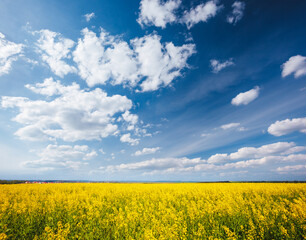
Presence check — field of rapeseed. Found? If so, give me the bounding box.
[0,183,305,239]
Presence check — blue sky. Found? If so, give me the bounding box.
[0,0,305,181]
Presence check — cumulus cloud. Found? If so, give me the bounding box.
[208,142,306,165]
[227,1,245,25]
[134,147,160,156]
[84,12,95,22]
[25,77,78,96]
[229,142,297,160]
[23,144,97,170]
[281,55,306,78]
[73,28,195,91]
[38,144,96,161]
[133,34,195,91]
[36,30,77,77]
[120,133,139,146]
[101,141,306,174]
[268,117,306,136]
[31,27,195,92]
[122,111,138,125]
[182,1,222,29]
[137,0,181,28]
[207,153,229,164]
[231,86,260,106]
[210,58,234,73]
[0,32,23,76]
[137,0,222,29]
[73,28,140,87]
[1,78,135,142]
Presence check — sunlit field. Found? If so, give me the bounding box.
[0,183,305,239]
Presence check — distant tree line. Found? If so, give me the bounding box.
[0,180,26,184]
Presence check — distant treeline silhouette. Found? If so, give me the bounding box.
[0,180,26,184]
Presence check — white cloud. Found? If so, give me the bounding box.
[25,77,79,96]
[281,55,306,78]
[268,117,306,136]
[281,146,306,155]
[31,28,195,92]
[182,1,221,29]
[24,57,39,66]
[134,147,160,156]
[220,122,240,130]
[281,154,306,162]
[207,142,298,164]
[210,58,234,73]
[137,0,221,29]
[2,78,134,142]
[137,0,181,28]
[0,32,23,76]
[276,164,306,173]
[229,142,297,160]
[84,12,95,22]
[73,28,140,87]
[36,30,77,77]
[73,28,195,91]
[121,111,139,131]
[133,34,195,91]
[221,156,270,169]
[120,133,139,146]
[122,111,138,125]
[101,157,204,172]
[207,153,229,164]
[23,144,96,170]
[101,141,306,174]
[227,1,245,25]
[134,127,153,137]
[39,144,96,161]
[231,86,260,106]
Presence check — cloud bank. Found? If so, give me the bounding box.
[101,141,306,175]
[2,78,135,142]
[24,144,97,170]
[72,28,195,92]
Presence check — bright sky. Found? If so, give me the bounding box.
[0,0,305,181]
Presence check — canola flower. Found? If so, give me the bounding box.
[0,183,305,239]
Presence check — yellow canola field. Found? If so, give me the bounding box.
[0,183,305,239]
